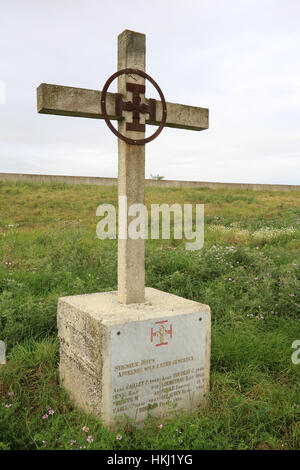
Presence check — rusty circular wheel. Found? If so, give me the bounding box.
[101,68,167,145]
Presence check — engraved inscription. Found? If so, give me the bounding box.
[110,313,207,422]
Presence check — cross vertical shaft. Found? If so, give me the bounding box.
[117,30,145,304]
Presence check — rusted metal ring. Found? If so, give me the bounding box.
[101,68,167,145]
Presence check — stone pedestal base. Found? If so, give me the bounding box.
[57,287,210,428]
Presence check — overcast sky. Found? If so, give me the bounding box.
[0,0,299,184]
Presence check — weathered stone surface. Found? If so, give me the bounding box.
[58,288,211,427]
[37,83,119,121]
[117,30,146,304]
[37,86,209,131]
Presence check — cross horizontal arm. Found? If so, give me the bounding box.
[37,83,209,131]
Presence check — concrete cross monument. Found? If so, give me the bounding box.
[37,29,211,428]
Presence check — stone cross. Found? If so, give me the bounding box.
[37,29,209,304]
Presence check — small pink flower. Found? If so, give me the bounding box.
[70,439,76,446]
[42,414,48,420]
[116,434,122,440]
[82,426,89,433]
[8,392,13,397]
[48,409,54,415]
[86,435,94,443]
[5,404,12,408]
[159,424,163,429]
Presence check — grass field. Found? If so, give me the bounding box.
[0,180,299,450]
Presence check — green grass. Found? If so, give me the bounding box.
[0,181,299,450]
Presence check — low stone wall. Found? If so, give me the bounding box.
[0,172,299,192]
[0,172,117,187]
